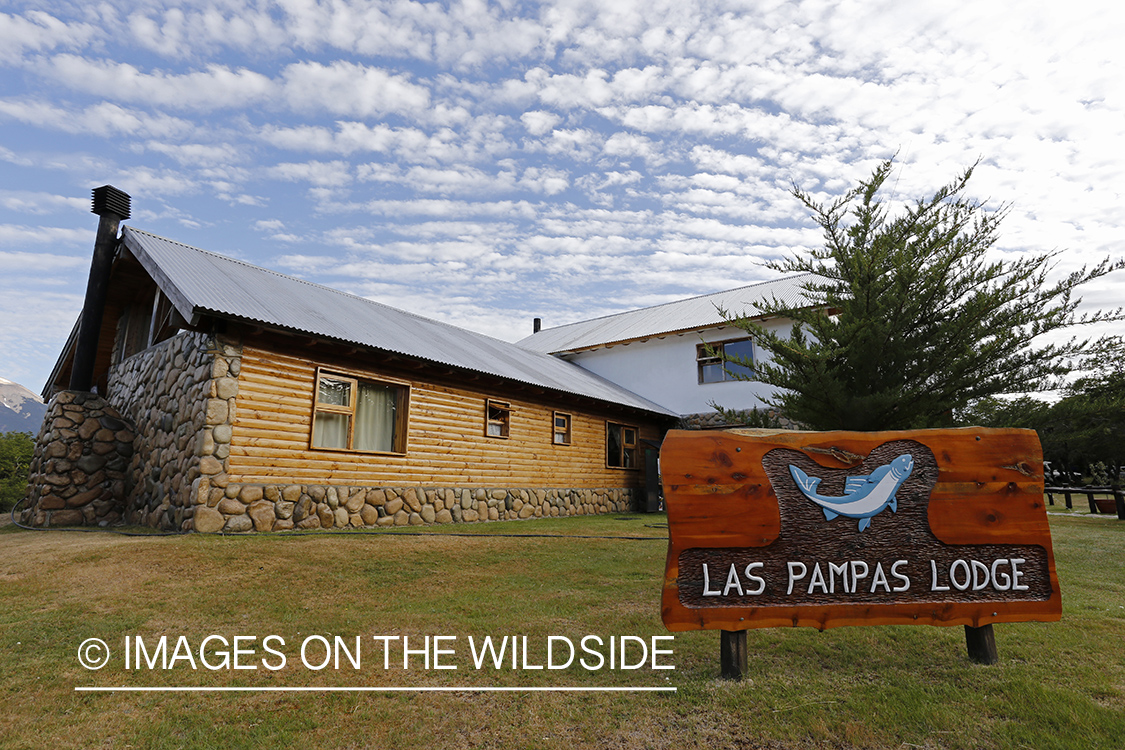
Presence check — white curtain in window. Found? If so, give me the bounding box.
[355,383,397,452]
[313,412,349,449]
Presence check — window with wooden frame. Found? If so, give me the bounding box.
[311,369,408,454]
[697,338,755,384]
[553,412,572,445]
[485,400,510,439]
[606,422,638,469]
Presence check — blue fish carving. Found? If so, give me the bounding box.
[789,454,914,531]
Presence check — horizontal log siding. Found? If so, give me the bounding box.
[228,344,660,489]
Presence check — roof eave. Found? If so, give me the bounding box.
[543,313,787,356]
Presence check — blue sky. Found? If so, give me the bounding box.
[1,0,1123,394]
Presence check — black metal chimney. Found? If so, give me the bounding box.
[69,185,130,391]
[533,317,542,334]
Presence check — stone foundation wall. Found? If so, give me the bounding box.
[20,391,135,527]
[191,484,636,533]
[106,331,240,530]
[679,409,801,431]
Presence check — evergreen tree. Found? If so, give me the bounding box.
[0,431,35,512]
[719,159,1124,431]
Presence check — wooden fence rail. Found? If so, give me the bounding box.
[1044,485,1125,519]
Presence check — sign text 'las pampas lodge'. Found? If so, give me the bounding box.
[660,428,1062,632]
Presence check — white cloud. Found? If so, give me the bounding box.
[0,99,195,139]
[602,132,668,166]
[357,198,539,220]
[519,167,569,195]
[280,61,433,119]
[0,0,1123,383]
[126,5,287,58]
[268,160,353,188]
[520,110,561,135]
[0,225,89,246]
[0,249,88,270]
[0,191,87,215]
[0,10,96,64]
[143,141,245,166]
[39,55,275,111]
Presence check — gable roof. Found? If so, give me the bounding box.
[119,227,676,417]
[518,274,814,354]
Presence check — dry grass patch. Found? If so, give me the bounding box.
[0,514,1122,749]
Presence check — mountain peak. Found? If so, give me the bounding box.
[0,377,47,434]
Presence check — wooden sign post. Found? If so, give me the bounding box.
[660,428,1061,676]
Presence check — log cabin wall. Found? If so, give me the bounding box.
[229,336,661,488]
[186,330,669,533]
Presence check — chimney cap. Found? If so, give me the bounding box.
[92,185,131,219]
[533,317,542,334]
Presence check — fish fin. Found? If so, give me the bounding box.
[846,465,892,495]
[858,517,871,532]
[789,465,821,495]
[889,495,898,512]
[822,508,838,521]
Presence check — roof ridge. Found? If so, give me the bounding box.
[123,226,518,349]
[533,272,814,335]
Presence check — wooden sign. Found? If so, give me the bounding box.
[660,428,1062,633]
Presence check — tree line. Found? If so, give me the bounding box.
[956,368,1125,485]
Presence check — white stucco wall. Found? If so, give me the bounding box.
[561,319,791,416]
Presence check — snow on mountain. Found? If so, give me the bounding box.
[0,377,47,434]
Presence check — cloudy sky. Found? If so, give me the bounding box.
[1,0,1122,393]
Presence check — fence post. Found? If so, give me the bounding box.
[1113,485,1125,520]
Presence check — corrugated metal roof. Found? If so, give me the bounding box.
[518,274,816,354]
[121,227,677,417]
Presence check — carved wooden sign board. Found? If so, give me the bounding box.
[660,428,1062,632]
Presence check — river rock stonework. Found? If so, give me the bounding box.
[20,392,135,527]
[679,409,801,431]
[106,330,241,531]
[190,484,636,533]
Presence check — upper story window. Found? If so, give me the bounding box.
[486,400,510,438]
[606,422,638,469]
[311,369,408,454]
[697,338,755,384]
[553,412,572,445]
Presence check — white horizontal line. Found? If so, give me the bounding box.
[75,686,676,693]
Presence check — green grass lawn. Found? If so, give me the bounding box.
[1,511,1122,749]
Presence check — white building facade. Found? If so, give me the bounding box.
[519,276,812,420]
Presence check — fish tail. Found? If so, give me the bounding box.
[789,465,821,496]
